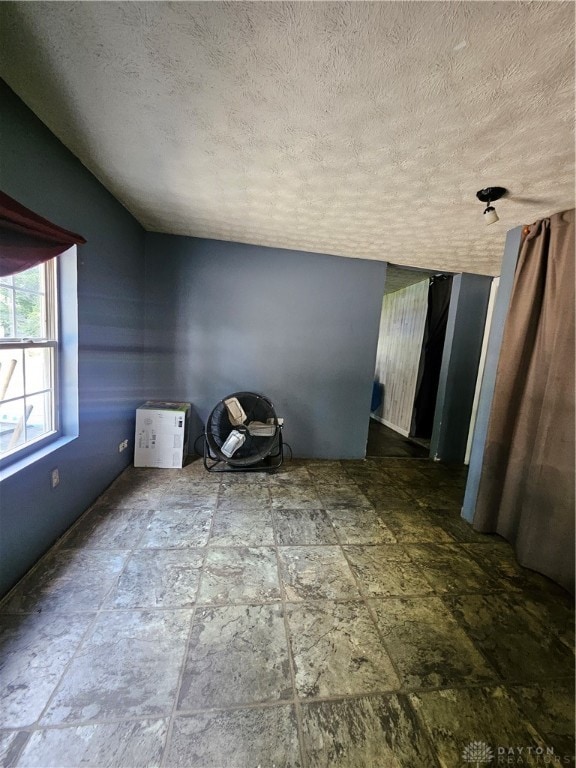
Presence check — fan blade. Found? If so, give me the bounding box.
[246,421,276,437]
[220,429,246,457]
[224,397,247,426]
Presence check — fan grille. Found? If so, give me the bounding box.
[206,392,279,466]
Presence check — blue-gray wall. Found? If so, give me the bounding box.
[462,227,523,521]
[430,273,493,464]
[144,234,387,459]
[0,83,146,596]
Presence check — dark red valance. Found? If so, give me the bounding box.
[0,191,86,277]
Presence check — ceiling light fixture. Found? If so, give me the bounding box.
[476,187,507,225]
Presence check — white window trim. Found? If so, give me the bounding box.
[0,259,60,463]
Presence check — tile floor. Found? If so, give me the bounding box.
[0,457,574,768]
[365,419,429,459]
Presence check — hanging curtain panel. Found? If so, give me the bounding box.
[0,191,86,277]
[473,209,575,594]
[412,275,452,439]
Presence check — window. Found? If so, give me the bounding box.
[0,258,58,459]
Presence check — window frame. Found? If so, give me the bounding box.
[0,258,60,464]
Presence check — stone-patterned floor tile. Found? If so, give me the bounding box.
[429,512,498,544]
[0,551,127,614]
[0,612,94,728]
[313,475,366,488]
[214,470,270,484]
[274,509,338,546]
[370,498,422,514]
[305,461,346,478]
[178,604,292,709]
[405,543,505,593]
[218,482,270,510]
[278,546,360,602]
[3,456,574,765]
[175,458,221,481]
[416,487,464,508]
[508,681,576,760]
[160,490,219,508]
[300,694,439,767]
[463,541,574,597]
[519,589,575,651]
[361,487,415,508]
[446,592,575,682]
[270,484,323,510]
[209,507,274,546]
[59,504,154,550]
[286,602,399,698]
[166,706,301,767]
[137,507,212,548]
[315,486,373,509]
[15,719,168,768]
[0,731,29,766]
[106,549,204,609]
[197,547,281,604]
[409,686,549,767]
[268,465,314,484]
[172,472,222,489]
[343,545,434,597]
[378,511,455,544]
[328,508,396,545]
[101,480,164,508]
[41,609,191,725]
[370,596,497,689]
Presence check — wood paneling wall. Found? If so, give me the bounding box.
[373,280,429,435]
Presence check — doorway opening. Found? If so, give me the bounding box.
[369,266,452,458]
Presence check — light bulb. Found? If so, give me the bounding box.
[483,206,499,225]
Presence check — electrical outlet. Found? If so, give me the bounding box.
[51,468,60,488]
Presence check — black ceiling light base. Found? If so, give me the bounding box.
[476,187,507,204]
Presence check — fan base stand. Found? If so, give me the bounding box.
[203,432,284,473]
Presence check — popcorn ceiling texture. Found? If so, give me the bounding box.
[0,1,574,276]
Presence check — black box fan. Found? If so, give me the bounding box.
[203,391,284,472]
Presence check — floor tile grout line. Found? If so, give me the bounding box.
[2,459,573,762]
[271,496,311,768]
[336,465,445,768]
[400,693,445,768]
[160,468,222,768]
[158,604,198,768]
[0,583,524,619]
[125,470,222,766]
[27,514,163,731]
[6,469,219,734]
[29,606,105,730]
[14,511,139,728]
[3,674,574,735]
[334,525,408,696]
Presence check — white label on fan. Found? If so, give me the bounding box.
[224,397,247,426]
[221,429,246,457]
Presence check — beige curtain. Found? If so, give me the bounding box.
[473,209,575,595]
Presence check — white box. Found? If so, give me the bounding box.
[134,401,191,468]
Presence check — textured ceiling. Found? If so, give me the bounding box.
[0,1,574,276]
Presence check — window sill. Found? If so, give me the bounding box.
[0,434,78,482]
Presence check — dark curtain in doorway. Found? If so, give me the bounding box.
[412,275,452,438]
[473,209,575,595]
